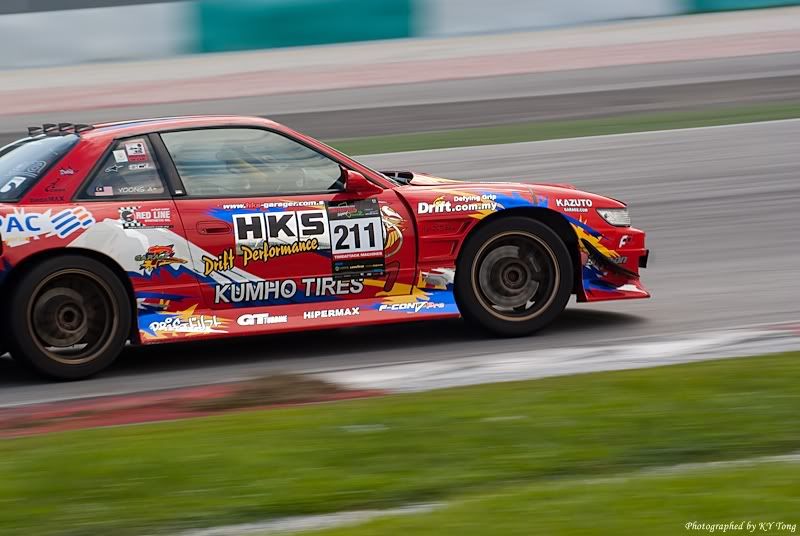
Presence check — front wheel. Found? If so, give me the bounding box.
[455,217,573,337]
[4,255,131,380]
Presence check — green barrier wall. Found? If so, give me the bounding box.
[197,0,414,53]
[689,0,799,11]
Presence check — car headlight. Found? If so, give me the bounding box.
[596,207,631,227]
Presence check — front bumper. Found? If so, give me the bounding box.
[576,226,651,302]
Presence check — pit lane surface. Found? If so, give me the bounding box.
[1,120,798,405]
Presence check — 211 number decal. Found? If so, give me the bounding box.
[331,217,382,254]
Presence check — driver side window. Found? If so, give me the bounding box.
[160,128,344,197]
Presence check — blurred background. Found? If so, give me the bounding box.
[1,0,798,67]
[2,1,800,535]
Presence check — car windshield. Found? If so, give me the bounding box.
[0,134,79,201]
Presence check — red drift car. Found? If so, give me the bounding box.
[0,117,650,379]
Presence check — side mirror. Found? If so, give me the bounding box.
[344,168,383,196]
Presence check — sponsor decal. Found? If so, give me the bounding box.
[0,206,94,246]
[113,149,128,163]
[219,202,387,278]
[417,194,497,215]
[128,163,153,171]
[118,185,161,195]
[333,258,384,277]
[303,307,359,320]
[221,200,325,210]
[556,198,593,213]
[237,313,288,326]
[44,177,67,193]
[124,139,149,162]
[381,205,405,258]
[233,209,329,252]
[119,206,172,229]
[328,198,385,278]
[59,168,75,176]
[241,240,319,265]
[105,164,125,174]
[215,277,363,304]
[378,301,446,313]
[149,314,223,334]
[135,245,187,273]
[28,196,66,204]
[611,256,628,264]
[202,249,235,276]
[26,161,47,174]
[619,235,631,248]
[0,176,28,194]
[262,200,325,209]
[12,161,46,177]
[420,268,455,290]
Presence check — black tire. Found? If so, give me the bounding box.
[4,255,131,380]
[455,216,573,337]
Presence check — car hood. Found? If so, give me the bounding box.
[388,171,625,209]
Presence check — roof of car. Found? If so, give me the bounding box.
[84,115,283,140]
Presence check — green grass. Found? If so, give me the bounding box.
[1,352,799,535]
[325,102,800,155]
[315,462,800,536]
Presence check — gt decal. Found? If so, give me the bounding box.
[237,313,288,326]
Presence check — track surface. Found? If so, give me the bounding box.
[1,120,797,405]
[2,52,799,142]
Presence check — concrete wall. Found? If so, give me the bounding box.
[0,1,192,69]
[423,0,681,36]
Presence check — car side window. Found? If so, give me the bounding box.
[160,128,344,197]
[80,137,165,199]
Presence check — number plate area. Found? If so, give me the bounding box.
[327,198,385,278]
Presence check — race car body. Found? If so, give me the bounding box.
[0,116,649,379]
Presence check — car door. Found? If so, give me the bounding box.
[72,135,205,323]
[155,127,417,311]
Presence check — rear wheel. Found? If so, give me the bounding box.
[5,255,131,380]
[455,217,573,336]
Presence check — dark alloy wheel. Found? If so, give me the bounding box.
[456,217,573,336]
[4,255,131,380]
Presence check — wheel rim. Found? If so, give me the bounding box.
[27,269,118,365]
[472,231,560,321]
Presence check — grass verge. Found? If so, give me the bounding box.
[315,462,800,536]
[326,102,800,155]
[1,352,799,535]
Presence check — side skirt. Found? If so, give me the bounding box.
[136,290,461,344]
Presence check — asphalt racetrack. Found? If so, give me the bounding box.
[1,120,798,404]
